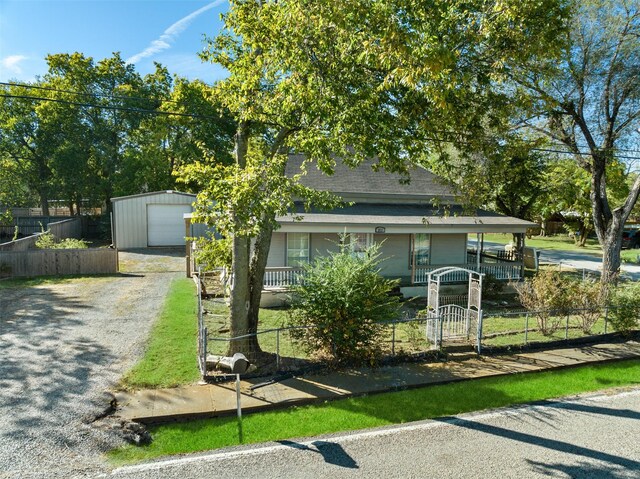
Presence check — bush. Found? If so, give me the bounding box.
[513,270,574,335]
[609,282,640,335]
[288,241,401,366]
[35,232,88,249]
[515,270,608,335]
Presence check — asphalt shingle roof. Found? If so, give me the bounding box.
[285,154,456,199]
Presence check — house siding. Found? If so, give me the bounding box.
[310,233,341,260]
[375,233,411,282]
[430,233,467,265]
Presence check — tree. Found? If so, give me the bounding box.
[126,74,235,193]
[0,83,58,215]
[188,0,570,355]
[514,0,640,281]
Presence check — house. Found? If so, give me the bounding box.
[186,155,536,304]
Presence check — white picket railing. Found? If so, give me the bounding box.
[414,262,522,284]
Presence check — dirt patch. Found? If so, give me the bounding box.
[118,247,186,273]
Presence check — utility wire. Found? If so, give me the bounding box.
[2,91,640,161]
[0,81,181,105]
[0,93,222,121]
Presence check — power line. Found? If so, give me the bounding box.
[0,81,181,105]
[0,93,222,121]
[2,91,640,162]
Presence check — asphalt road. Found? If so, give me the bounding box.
[110,388,640,479]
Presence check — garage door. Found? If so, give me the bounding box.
[147,204,192,246]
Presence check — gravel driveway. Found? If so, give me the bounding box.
[0,250,185,478]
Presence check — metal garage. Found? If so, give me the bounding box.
[111,191,196,249]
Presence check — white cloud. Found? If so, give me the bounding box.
[0,55,28,75]
[126,0,226,65]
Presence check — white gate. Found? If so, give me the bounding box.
[425,267,483,349]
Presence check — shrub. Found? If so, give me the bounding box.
[35,232,88,249]
[288,241,401,366]
[609,282,640,335]
[565,278,606,334]
[515,270,609,335]
[482,274,504,299]
[513,270,573,335]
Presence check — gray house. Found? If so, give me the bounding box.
[188,156,535,303]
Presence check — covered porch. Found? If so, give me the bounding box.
[263,232,525,291]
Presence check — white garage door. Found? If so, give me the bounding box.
[147,204,192,246]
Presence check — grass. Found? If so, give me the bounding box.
[0,275,103,289]
[108,358,640,464]
[483,233,602,254]
[120,278,199,389]
[621,249,640,264]
[482,314,608,347]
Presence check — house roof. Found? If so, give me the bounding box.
[111,190,196,203]
[276,203,536,232]
[286,154,456,200]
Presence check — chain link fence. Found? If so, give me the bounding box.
[195,278,637,380]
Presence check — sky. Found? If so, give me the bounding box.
[0,0,229,84]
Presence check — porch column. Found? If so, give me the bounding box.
[477,233,483,269]
[519,233,526,279]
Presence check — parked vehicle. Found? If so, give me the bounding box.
[622,229,640,249]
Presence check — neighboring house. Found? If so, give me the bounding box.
[186,155,536,302]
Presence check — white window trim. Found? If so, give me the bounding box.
[286,232,310,267]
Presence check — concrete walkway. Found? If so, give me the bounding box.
[114,341,640,424]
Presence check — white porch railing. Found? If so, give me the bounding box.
[413,262,523,284]
[262,262,522,290]
[263,267,304,289]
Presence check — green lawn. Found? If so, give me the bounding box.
[483,233,602,255]
[621,249,640,264]
[482,313,608,347]
[120,278,199,389]
[108,358,640,464]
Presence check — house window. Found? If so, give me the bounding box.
[412,233,430,266]
[287,233,310,266]
[347,233,372,257]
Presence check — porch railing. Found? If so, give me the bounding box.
[263,267,304,289]
[262,261,522,290]
[413,262,523,284]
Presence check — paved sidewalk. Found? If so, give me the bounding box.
[114,341,640,424]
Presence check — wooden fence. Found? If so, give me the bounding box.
[0,248,118,278]
[48,218,81,239]
[0,233,43,252]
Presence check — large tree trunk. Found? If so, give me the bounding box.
[227,121,262,356]
[246,223,275,352]
[590,153,640,283]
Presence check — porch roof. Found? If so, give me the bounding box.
[276,203,536,233]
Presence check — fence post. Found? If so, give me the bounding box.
[391,319,396,356]
[524,313,529,345]
[565,315,569,340]
[276,328,281,370]
[476,310,484,355]
[203,327,208,379]
[439,315,444,351]
[604,307,608,334]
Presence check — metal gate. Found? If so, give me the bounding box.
[425,267,483,350]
